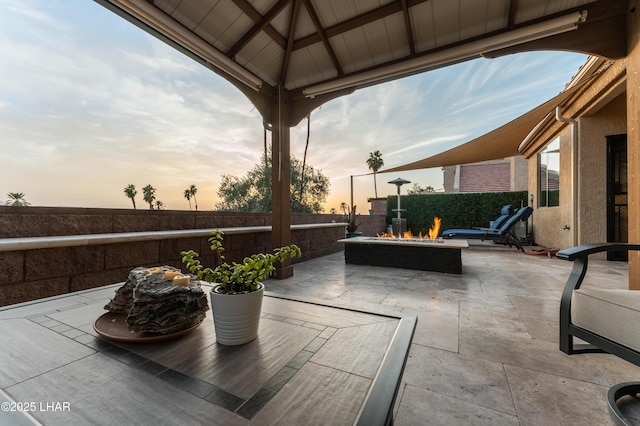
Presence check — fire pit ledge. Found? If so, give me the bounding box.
[338,236,468,274]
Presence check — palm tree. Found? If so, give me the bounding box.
[184,189,192,210]
[339,202,348,216]
[123,184,137,209]
[154,200,165,210]
[142,185,156,210]
[189,184,198,211]
[6,192,30,206]
[366,150,384,198]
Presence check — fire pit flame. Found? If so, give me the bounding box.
[429,217,442,240]
[377,217,442,241]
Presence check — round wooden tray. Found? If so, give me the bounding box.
[94,312,203,343]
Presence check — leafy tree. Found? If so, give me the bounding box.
[184,189,192,210]
[123,184,137,209]
[142,185,157,210]
[6,192,30,206]
[366,150,384,198]
[216,151,329,213]
[189,184,198,211]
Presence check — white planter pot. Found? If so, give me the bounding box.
[209,283,264,346]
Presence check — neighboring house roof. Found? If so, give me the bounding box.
[459,163,511,192]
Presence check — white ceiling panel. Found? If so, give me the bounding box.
[194,1,252,52]
[485,0,510,32]
[267,2,293,38]
[333,26,376,74]
[285,44,339,89]
[459,0,489,40]
[516,0,593,24]
[293,5,318,39]
[152,0,181,15]
[166,0,216,31]
[410,1,437,53]
[236,33,284,86]
[431,0,461,48]
[313,0,387,28]
[385,13,411,60]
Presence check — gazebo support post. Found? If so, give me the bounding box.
[271,84,293,278]
[628,10,640,290]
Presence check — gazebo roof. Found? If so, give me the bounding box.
[97,0,626,124]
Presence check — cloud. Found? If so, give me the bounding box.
[0,1,589,211]
[386,134,470,158]
[2,0,72,34]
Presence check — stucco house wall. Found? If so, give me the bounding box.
[511,156,528,191]
[527,127,574,249]
[524,59,627,252]
[578,93,627,245]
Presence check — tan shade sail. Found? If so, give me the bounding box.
[381,80,589,173]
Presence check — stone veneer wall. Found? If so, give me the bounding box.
[0,206,386,307]
[355,214,386,237]
[0,206,333,238]
[367,198,388,216]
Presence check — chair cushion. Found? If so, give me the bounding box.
[489,205,514,228]
[572,289,640,353]
[500,205,515,216]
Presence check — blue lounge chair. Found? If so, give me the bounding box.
[442,206,533,251]
[481,204,514,230]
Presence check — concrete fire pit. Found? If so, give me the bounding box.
[338,236,469,274]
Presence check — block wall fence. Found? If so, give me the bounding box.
[0,206,386,307]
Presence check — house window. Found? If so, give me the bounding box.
[538,138,560,207]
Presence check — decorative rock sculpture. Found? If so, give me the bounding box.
[105,266,209,334]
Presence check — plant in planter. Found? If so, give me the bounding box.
[346,205,362,238]
[181,229,301,345]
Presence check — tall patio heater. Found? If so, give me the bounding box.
[388,177,411,235]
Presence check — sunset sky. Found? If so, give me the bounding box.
[1,0,589,212]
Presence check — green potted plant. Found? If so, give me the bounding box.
[181,229,301,345]
[346,205,362,238]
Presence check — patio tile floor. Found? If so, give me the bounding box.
[264,242,640,425]
[1,241,640,425]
